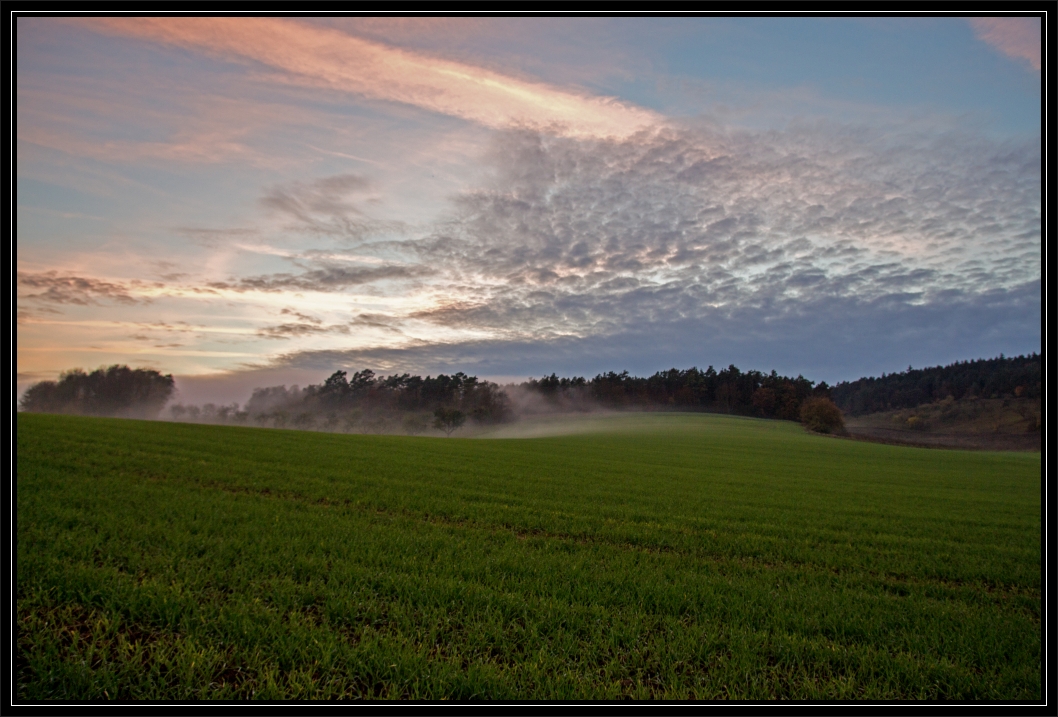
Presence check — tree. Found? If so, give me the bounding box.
[751,387,777,417]
[292,412,316,430]
[402,413,430,435]
[799,397,846,435]
[433,407,466,436]
[19,365,175,418]
[321,370,349,396]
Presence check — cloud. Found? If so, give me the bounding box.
[255,308,354,340]
[259,174,397,238]
[16,101,1039,388]
[137,321,201,334]
[968,17,1041,71]
[17,271,155,306]
[17,306,62,323]
[263,280,1040,384]
[142,119,1037,385]
[17,124,261,166]
[403,123,1039,343]
[257,322,351,340]
[18,370,60,384]
[208,264,429,293]
[77,17,661,138]
[279,308,322,324]
[351,313,404,331]
[17,75,336,169]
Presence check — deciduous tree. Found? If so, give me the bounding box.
[433,408,466,436]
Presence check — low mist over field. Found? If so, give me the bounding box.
[19,353,1041,451]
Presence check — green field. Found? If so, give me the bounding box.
[16,412,1041,700]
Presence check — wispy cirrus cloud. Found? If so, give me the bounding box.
[76,17,662,138]
[968,17,1041,71]
[17,85,285,168]
[16,65,350,170]
[17,123,261,166]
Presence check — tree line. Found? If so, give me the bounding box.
[160,365,840,434]
[830,353,1041,416]
[309,370,511,423]
[521,365,832,421]
[22,353,1039,434]
[172,370,512,434]
[16,363,836,429]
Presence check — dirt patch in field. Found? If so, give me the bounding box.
[843,426,1040,451]
[844,397,1041,452]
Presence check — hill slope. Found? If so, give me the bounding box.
[844,396,1041,451]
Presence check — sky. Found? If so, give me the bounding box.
[15,15,1043,406]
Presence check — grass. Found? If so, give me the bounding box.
[16,412,1041,700]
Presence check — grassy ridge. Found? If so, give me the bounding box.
[16,413,1040,700]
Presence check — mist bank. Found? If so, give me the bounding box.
[161,364,836,437]
[168,370,510,436]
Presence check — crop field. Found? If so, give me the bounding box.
[16,412,1041,700]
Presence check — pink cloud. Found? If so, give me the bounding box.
[76,17,661,139]
[17,78,330,167]
[968,17,1041,71]
[18,124,259,165]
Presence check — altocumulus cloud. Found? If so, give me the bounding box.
[265,119,1039,381]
